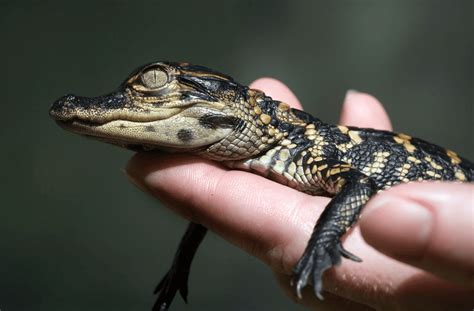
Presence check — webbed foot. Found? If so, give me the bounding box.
[153,267,189,311]
[152,223,207,311]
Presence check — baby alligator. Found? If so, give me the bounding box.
[49,62,473,310]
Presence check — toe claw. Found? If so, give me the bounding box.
[293,241,363,301]
[312,270,324,300]
[296,281,304,299]
[337,243,362,262]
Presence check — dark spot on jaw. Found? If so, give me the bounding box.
[119,124,127,129]
[145,125,156,132]
[177,129,193,142]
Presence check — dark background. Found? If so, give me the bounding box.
[1,1,472,310]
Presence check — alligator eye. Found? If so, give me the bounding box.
[141,68,168,89]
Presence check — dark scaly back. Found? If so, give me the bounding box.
[409,135,474,181]
[322,124,473,188]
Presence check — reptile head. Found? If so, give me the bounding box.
[50,62,246,151]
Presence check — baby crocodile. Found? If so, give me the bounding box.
[50,62,473,310]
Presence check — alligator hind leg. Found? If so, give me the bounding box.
[153,222,207,311]
[293,170,376,300]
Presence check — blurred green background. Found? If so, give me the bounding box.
[1,1,472,310]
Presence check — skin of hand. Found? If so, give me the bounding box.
[125,78,474,310]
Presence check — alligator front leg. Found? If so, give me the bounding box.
[293,169,377,299]
[153,222,207,311]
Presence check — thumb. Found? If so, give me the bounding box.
[359,182,474,287]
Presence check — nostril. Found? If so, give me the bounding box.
[64,94,76,101]
[50,94,78,119]
[52,94,76,108]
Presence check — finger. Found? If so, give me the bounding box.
[126,152,328,274]
[359,182,474,287]
[250,77,303,110]
[339,90,392,131]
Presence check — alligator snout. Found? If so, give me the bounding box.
[49,92,127,122]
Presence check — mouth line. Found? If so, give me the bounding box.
[55,118,104,128]
[54,110,182,127]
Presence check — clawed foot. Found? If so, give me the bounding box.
[292,241,361,300]
[153,267,189,311]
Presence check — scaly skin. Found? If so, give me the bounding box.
[49,62,473,310]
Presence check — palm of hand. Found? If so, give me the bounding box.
[126,79,473,310]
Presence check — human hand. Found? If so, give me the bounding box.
[125,78,474,310]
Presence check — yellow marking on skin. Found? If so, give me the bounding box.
[278,102,290,111]
[394,135,416,153]
[340,157,352,166]
[338,125,349,134]
[314,156,323,162]
[266,148,277,157]
[318,164,328,171]
[257,156,272,166]
[253,105,262,115]
[283,172,294,181]
[306,124,316,129]
[398,133,412,140]
[273,160,285,174]
[307,135,317,140]
[268,128,276,136]
[260,114,272,125]
[336,177,346,190]
[335,144,347,152]
[405,144,416,153]
[348,131,363,144]
[288,144,297,149]
[305,128,317,136]
[424,156,443,170]
[426,171,435,177]
[311,165,318,174]
[446,150,461,165]
[249,96,257,107]
[455,171,466,181]
[330,168,341,175]
[338,143,353,152]
[362,151,390,175]
[279,149,291,161]
[280,139,291,146]
[307,157,314,165]
[287,162,297,176]
[407,156,421,164]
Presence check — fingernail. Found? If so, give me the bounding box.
[361,196,433,259]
